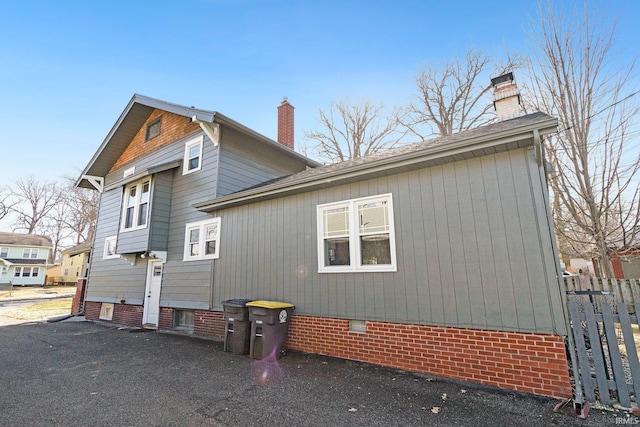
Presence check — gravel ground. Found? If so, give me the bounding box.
[0,319,624,426]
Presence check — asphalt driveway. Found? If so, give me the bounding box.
[0,319,621,426]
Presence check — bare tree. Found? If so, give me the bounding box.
[0,187,15,221]
[60,176,99,245]
[524,2,640,277]
[40,203,74,263]
[305,98,404,163]
[9,177,65,234]
[400,49,523,140]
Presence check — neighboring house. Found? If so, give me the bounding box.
[0,232,52,286]
[610,247,640,279]
[76,81,571,399]
[58,242,92,285]
[45,264,63,284]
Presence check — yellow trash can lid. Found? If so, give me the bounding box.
[246,300,294,309]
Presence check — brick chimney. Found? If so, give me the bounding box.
[277,97,294,149]
[491,72,522,121]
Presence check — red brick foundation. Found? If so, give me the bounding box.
[194,310,224,339]
[71,279,87,315]
[286,315,572,399]
[83,302,571,398]
[84,301,143,328]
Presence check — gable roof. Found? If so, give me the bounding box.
[61,241,92,256]
[0,232,53,248]
[195,112,557,212]
[76,94,320,189]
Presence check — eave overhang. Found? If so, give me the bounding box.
[75,94,320,190]
[195,114,558,212]
[104,159,182,192]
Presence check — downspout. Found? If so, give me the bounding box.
[536,130,584,410]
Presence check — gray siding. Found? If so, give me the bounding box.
[87,130,219,306]
[211,148,567,335]
[86,189,147,304]
[148,170,173,252]
[217,127,310,196]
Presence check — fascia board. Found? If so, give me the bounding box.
[195,118,557,212]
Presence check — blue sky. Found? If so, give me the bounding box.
[0,0,639,182]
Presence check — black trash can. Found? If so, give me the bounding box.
[247,300,295,360]
[222,299,253,355]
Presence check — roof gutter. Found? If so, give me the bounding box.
[195,117,557,212]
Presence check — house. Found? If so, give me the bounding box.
[76,83,572,399]
[57,242,92,285]
[0,232,52,286]
[45,264,63,284]
[610,247,640,279]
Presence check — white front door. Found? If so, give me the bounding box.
[142,260,163,328]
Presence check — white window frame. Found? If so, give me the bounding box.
[22,248,38,259]
[183,135,204,175]
[317,193,397,273]
[103,236,118,259]
[21,267,31,277]
[32,267,39,277]
[123,166,136,178]
[183,217,221,261]
[14,267,22,277]
[0,247,7,258]
[120,178,152,232]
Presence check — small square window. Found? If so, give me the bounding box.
[104,236,118,259]
[145,117,162,141]
[175,310,194,330]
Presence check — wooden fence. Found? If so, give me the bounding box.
[565,276,640,406]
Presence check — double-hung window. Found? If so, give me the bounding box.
[122,179,151,231]
[183,218,221,261]
[317,194,397,273]
[23,248,38,259]
[0,247,7,258]
[183,135,204,175]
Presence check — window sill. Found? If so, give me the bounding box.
[318,265,397,273]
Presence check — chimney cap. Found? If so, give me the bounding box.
[491,72,514,87]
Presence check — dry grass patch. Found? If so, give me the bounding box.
[6,299,72,321]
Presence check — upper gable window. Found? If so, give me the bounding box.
[121,178,151,232]
[317,194,397,273]
[183,135,204,175]
[145,117,162,141]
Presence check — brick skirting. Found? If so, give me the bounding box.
[84,302,571,398]
[286,315,572,399]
